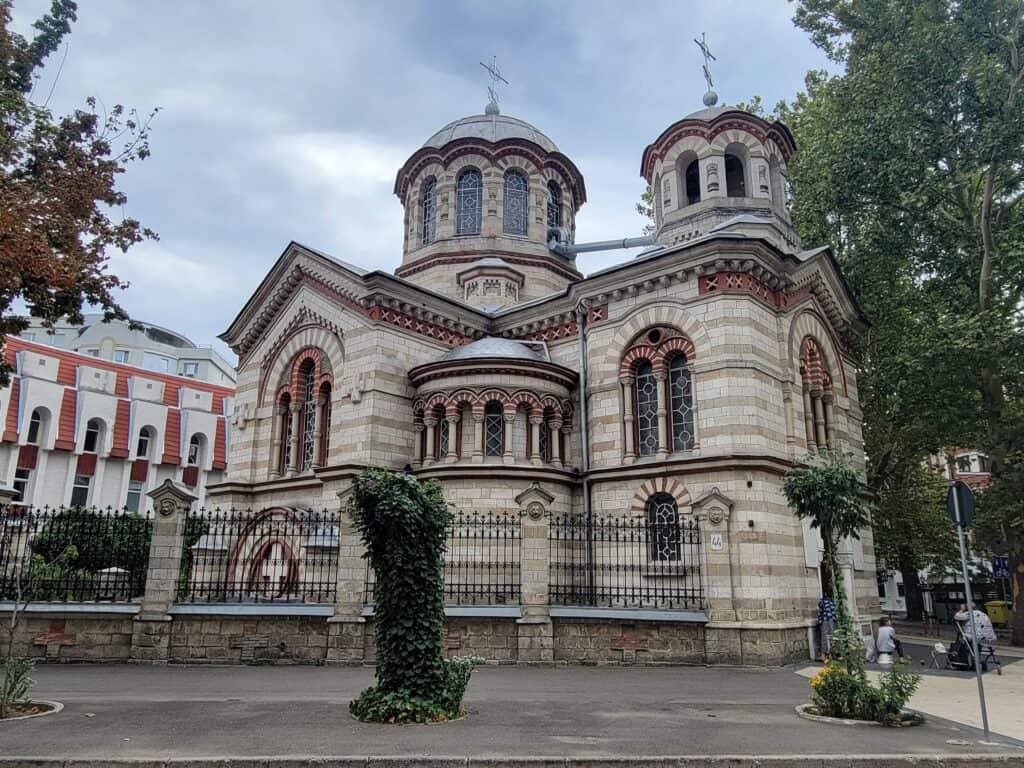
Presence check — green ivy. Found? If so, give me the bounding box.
[347,468,479,723]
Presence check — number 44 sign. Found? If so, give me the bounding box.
[710,532,724,551]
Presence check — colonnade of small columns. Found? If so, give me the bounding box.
[620,371,673,461]
[269,392,330,477]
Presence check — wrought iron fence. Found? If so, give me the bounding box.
[364,510,520,606]
[549,513,704,610]
[178,507,340,604]
[0,505,152,602]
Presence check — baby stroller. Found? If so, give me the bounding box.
[944,619,1001,674]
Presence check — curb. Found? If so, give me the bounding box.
[0,756,1023,768]
[0,701,64,723]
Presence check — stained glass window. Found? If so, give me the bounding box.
[300,363,316,471]
[421,177,436,245]
[547,182,562,228]
[668,355,694,451]
[485,403,503,457]
[647,493,681,561]
[438,417,450,457]
[503,171,528,236]
[538,418,549,461]
[456,169,482,235]
[279,397,291,472]
[635,361,659,456]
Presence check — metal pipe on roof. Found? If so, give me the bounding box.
[548,235,655,256]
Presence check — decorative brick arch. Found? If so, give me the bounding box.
[509,389,542,415]
[787,310,846,396]
[652,336,696,369]
[619,343,659,377]
[449,389,481,410]
[260,323,344,407]
[629,478,692,516]
[424,392,448,413]
[603,303,709,379]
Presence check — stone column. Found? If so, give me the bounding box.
[412,423,424,466]
[311,395,326,469]
[529,415,543,467]
[445,412,460,463]
[549,419,563,467]
[328,490,368,664]
[560,425,572,467]
[822,392,836,450]
[655,371,669,458]
[423,417,438,466]
[269,405,284,478]
[472,410,484,463]
[287,401,302,475]
[802,386,816,452]
[812,391,827,450]
[621,376,637,463]
[502,412,516,465]
[130,479,197,663]
[517,502,553,663]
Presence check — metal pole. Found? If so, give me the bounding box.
[953,487,990,740]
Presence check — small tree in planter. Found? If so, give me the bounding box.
[348,468,479,723]
[784,452,921,724]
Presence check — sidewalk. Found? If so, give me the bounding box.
[1,665,1021,763]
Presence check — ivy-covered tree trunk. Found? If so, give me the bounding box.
[899,558,924,622]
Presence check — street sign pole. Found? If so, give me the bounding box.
[951,483,990,740]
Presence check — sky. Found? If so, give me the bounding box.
[11,0,832,363]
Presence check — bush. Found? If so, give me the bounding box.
[347,469,480,723]
[0,658,34,717]
[810,661,921,724]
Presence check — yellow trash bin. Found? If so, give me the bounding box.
[985,600,1013,626]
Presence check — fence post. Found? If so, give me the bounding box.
[326,489,367,664]
[130,479,196,664]
[517,494,554,664]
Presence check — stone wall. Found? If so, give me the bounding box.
[553,619,705,665]
[168,615,329,665]
[5,614,133,662]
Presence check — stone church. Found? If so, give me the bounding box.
[209,95,878,665]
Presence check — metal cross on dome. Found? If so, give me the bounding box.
[693,32,719,106]
[480,56,509,115]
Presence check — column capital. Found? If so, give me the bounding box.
[289,401,303,414]
[619,375,635,386]
[414,423,426,433]
[529,415,545,425]
[503,412,516,423]
[423,416,439,427]
[445,413,461,424]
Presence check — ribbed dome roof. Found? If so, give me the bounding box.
[422,114,558,153]
[439,337,549,363]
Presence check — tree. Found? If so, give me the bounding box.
[787,0,1024,643]
[0,0,157,385]
[636,184,654,235]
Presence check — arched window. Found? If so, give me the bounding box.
[26,408,45,445]
[438,411,450,458]
[634,361,659,456]
[725,153,746,197]
[546,181,562,228]
[136,426,155,459]
[187,434,205,466]
[668,355,694,451]
[646,493,681,561]
[83,418,104,453]
[299,361,317,472]
[685,159,701,205]
[456,169,482,235]
[421,177,437,245]
[278,393,292,474]
[800,338,834,452]
[503,170,528,236]
[484,402,504,457]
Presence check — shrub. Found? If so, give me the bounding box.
[809,661,921,724]
[0,658,34,718]
[347,469,480,723]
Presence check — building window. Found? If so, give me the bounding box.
[484,402,504,457]
[897,582,906,597]
[877,575,887,598]
[136,427,154,459]
[685,159,701,205]
[438,416,450,457]
[143,352,171,373]
[300,362,316,472]
[421,177,436,245]
[187,434,203,467]
[125,480,145,513]
[83,418,103,453]
[538,417,549,461]
[85,348,100,357]
[114,349,130,363]
[456,169,482,235]
[668,355,694,451]
[547,182,562,228]
[647,493,681,561]
[278,394,292,473]
[503,171,528,236]
[634,361,659,456]
[26,409,43,445]
[318,385,332,466]
[70,474,91,508]
[725,153,746,197]
[182,361,199,378]
[13,468,31,503]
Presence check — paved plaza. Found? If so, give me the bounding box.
[1,663,1022,764]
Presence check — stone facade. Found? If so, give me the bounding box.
[195,102,878,664]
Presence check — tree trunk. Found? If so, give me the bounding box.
[821,525,836,600]
[899,557,924,622]
[1010,550,1024,647]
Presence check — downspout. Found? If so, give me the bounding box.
[575,300,594,603]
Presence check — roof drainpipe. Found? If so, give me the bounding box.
[549,233,655,257]
[575,300,595,603]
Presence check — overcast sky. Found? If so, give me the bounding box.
[12,0,831,361]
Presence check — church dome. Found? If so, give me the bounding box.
[422,114,559,153]
[439,337,549,363]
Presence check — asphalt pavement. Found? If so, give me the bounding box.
[1,664,1021,761]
